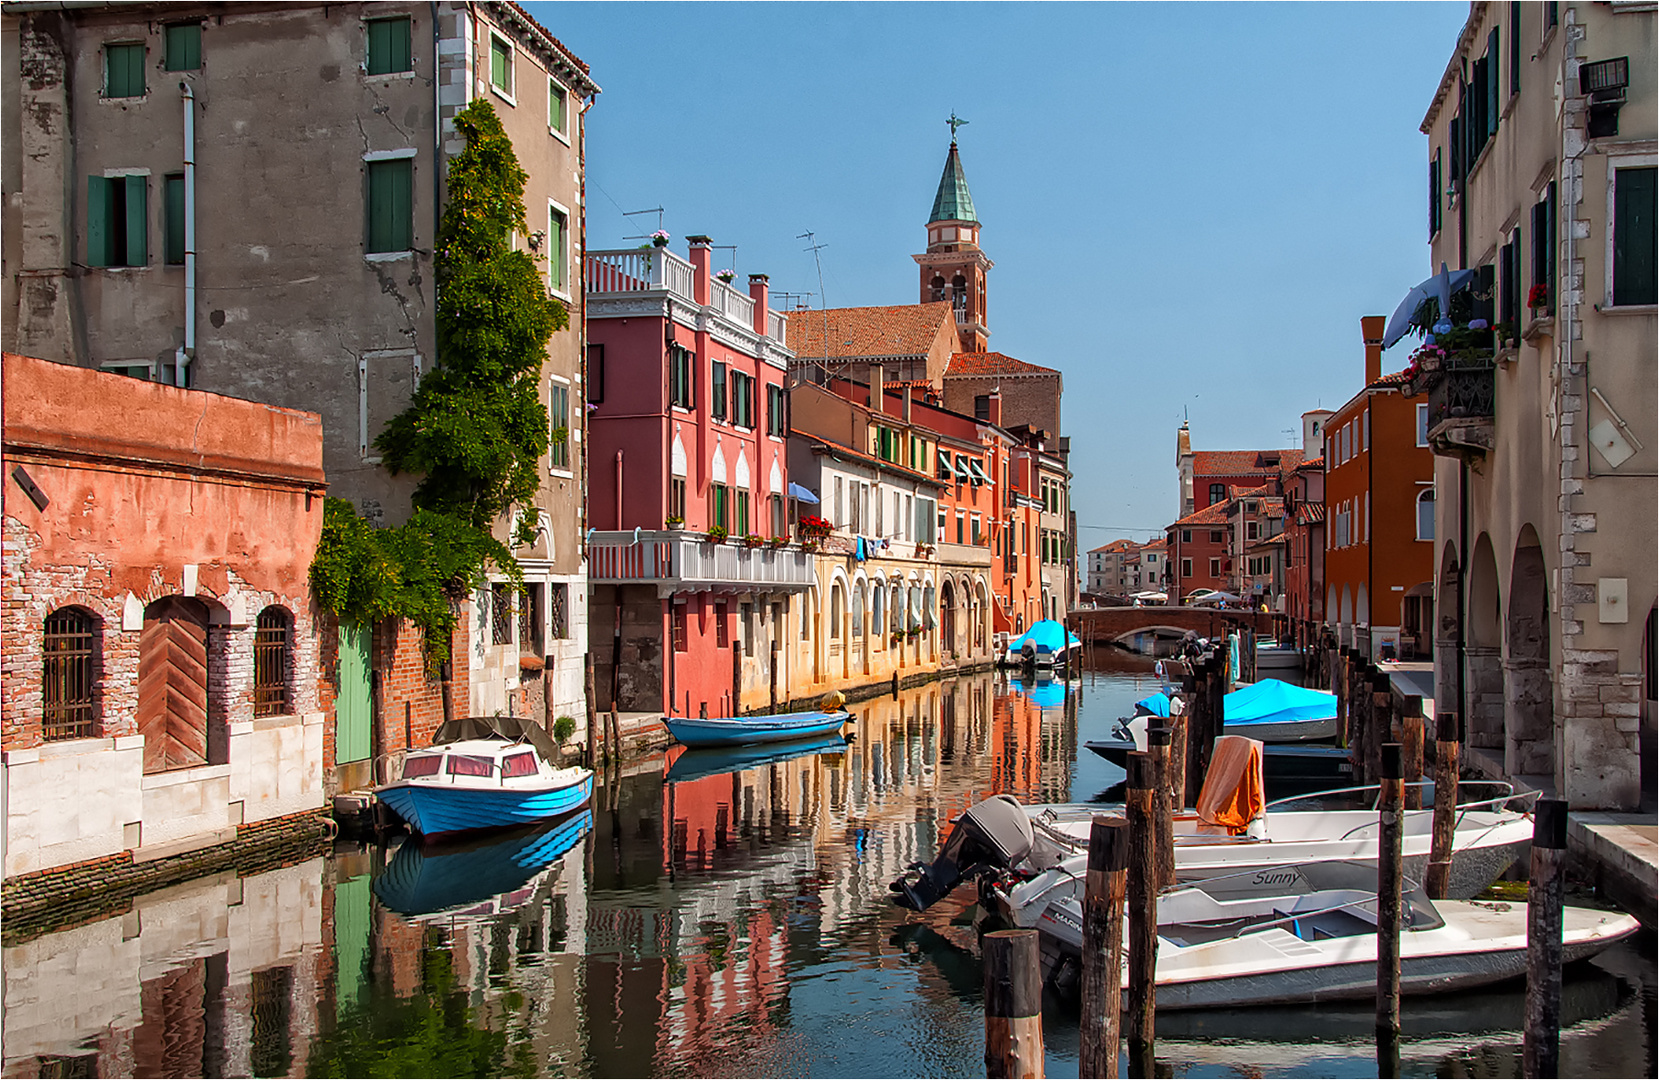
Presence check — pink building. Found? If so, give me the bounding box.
[584,237,812,717]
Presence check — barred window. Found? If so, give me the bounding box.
[43,607,98,740]
[253,607,293,717]
[550,583,569,639]
[491,582,513,646]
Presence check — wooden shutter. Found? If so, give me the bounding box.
[165,23,201,72]
[137,597,209,773]
[1509,3,1521,94]
[165,174,185,264]
[1614,167,1656,306]
[88,176,110,266]
[367,18,410,75]
[1485,29,1500,137]
[125,174,147,265]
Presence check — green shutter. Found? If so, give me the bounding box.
[549,80,566,133]
[549,209,565,291]
[87,176,111,266]
[366,159,413,253]
[1486,29,1500,136]
[164,174,185,264]
[165,23,200,71]
[124,175,147,266]
[106,43,145,97]
[367,18,411,76]
[1509,3,1521,94]
[491,38,509,92]
[1614,167,1657,306]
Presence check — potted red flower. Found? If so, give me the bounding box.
[1527,283,1549,311]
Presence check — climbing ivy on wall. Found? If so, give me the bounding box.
[311,99,567,664]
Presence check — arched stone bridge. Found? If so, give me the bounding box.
[1069,606,1272,645]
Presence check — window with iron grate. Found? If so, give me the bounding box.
[43,607,98,741]
[519,583,544,655]
[253,607,293,717]
[491,582,513,646]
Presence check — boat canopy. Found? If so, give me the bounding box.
[1009,619,1078,655]
[1223,679,1338,725]
[433,715,560,763]
[1195,735,1265,833]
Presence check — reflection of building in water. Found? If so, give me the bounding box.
[2,859,324,1077]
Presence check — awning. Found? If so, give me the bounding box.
[967,459,990,485]
[954,458,973,482]
[936,449,954,480]
[787,482,820,504]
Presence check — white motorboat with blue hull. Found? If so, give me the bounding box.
[664,709,850,749]
[374,715,593,839]
[373,808,594,917]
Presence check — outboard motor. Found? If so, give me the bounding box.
[890,795,1040,911]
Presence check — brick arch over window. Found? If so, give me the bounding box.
[254,605,294,717]
[43,605,101,741]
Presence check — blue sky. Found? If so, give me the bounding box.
[529,1,1470,547]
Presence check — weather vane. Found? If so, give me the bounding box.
[948,112,968,140]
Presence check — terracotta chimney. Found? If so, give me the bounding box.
[1361,315,1385,386]
[687,235,712,306]
[870,363,885,413]
[903,384,913,425]
[986,391,1003,427]
[749,274,770,337]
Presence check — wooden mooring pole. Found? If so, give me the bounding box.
[1369,671,1393,789]
[1125,752,1158,1070]
[1523,799,1569,1079]
[983,929,1045,1079]
[583,655,598,768]
[1167,694,1189,810]
[1079,816,1128,1079]
[1376,743,1404,1041]
[1426,712,1460,899]
[1148,726,1176,888]
[1400,696,1425,811]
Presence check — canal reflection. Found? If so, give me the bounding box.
[3,659,1652,1079]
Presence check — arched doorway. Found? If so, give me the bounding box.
[940,581,957,659]
[1466,533,1503,749]
[1505,527,1553,779]
[138,596,212,773]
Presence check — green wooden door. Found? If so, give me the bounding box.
[337,624,371,764]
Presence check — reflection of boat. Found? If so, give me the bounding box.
[1007,676,1067,710]
[663,709,851,748]
[375,715,594,837]
[372,809,593,917]
[1001,620,1082,669]
[891,739,1534,915]
[665,732,849,783]
[1030,859,1639,1008]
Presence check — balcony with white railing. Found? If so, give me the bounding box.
[586,249,790,347]
[588,530,815,593]
[708,279,755,326]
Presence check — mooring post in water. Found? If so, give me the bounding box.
[1426,712,1460,899]
[1079,816,1128,1079]
[1125,751,1158,1063]
[1168,689,1190,809]
[1376,742,1404,1040]
[1335,648,1350,745]
[1148,726,1176,889]
[1349,661,1371,784]
[583,655,599,768]
[1204,657,1225,778]
[1370,671,1393,788]
[1400,695,1425,811]
[1524,799,1569,1080]
[983,928,1045,1079]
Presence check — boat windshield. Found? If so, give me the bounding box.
[501,752,539,778]
[446,754,495,777]
[402,755,443,778]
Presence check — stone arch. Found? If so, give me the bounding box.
[1465,533,1503,748]
[1339,585,1353,628]
[1504,526,1553,778]
[973,578,990,652]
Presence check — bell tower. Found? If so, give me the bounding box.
[914,116,992,353]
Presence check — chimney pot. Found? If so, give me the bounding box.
[1361,314,1385,386]
[749,274,771,337]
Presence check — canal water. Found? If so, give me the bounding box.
[5,655,1653,1078]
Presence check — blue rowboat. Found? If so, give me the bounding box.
[375,721,594,838]
[665,731,849,783]
[663,709,851,749]
[372,809,594,917]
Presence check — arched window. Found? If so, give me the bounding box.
[951,274,968,318]
[43,607,99,740]
[930,275,946,302]
[830,582,844,639]
[254,606,294,717]
[873,587,885,646]
[1416,488,1436,542]
[851,583,865,637]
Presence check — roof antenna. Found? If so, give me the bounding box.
[799,230,831,384]
[621,205,665,242]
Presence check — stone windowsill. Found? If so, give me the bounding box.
[3,735,144,765]
[1522,314,1555,341]
[141,762,232,789]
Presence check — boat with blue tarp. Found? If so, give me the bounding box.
[1001,619,1082,669]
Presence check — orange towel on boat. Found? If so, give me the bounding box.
[1196,735,1265,833]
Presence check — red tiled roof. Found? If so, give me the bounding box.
[1192,448,1305,478]
[1296,456,1325,472]
[1089,539,1137,554]
[785,303,954,360]
[1171,503,1231,528]
[946,352,1059,378]
[491,2,598,93]
[1369,368,1413,388]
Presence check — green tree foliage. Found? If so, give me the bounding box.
[310,99,563,664]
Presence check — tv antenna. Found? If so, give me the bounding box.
[799,230,831,377]
[621,205,665,242]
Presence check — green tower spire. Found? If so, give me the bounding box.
[928,139,978,225]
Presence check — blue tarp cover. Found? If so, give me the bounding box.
[1223,679,1338,725]
[1009,619,1080,654]
[1135,693,1172,717]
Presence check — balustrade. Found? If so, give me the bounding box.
[588,530,814,591]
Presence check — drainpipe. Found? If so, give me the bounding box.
[615,449,623,530]
[431,2,443,243]
[176,81,196,387]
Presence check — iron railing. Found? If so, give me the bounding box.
[1426,359,1495,430]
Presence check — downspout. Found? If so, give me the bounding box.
[615,449,623,530]
[176,81,195,387]
[1366,396,1374,659]
[431,2,443,242]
